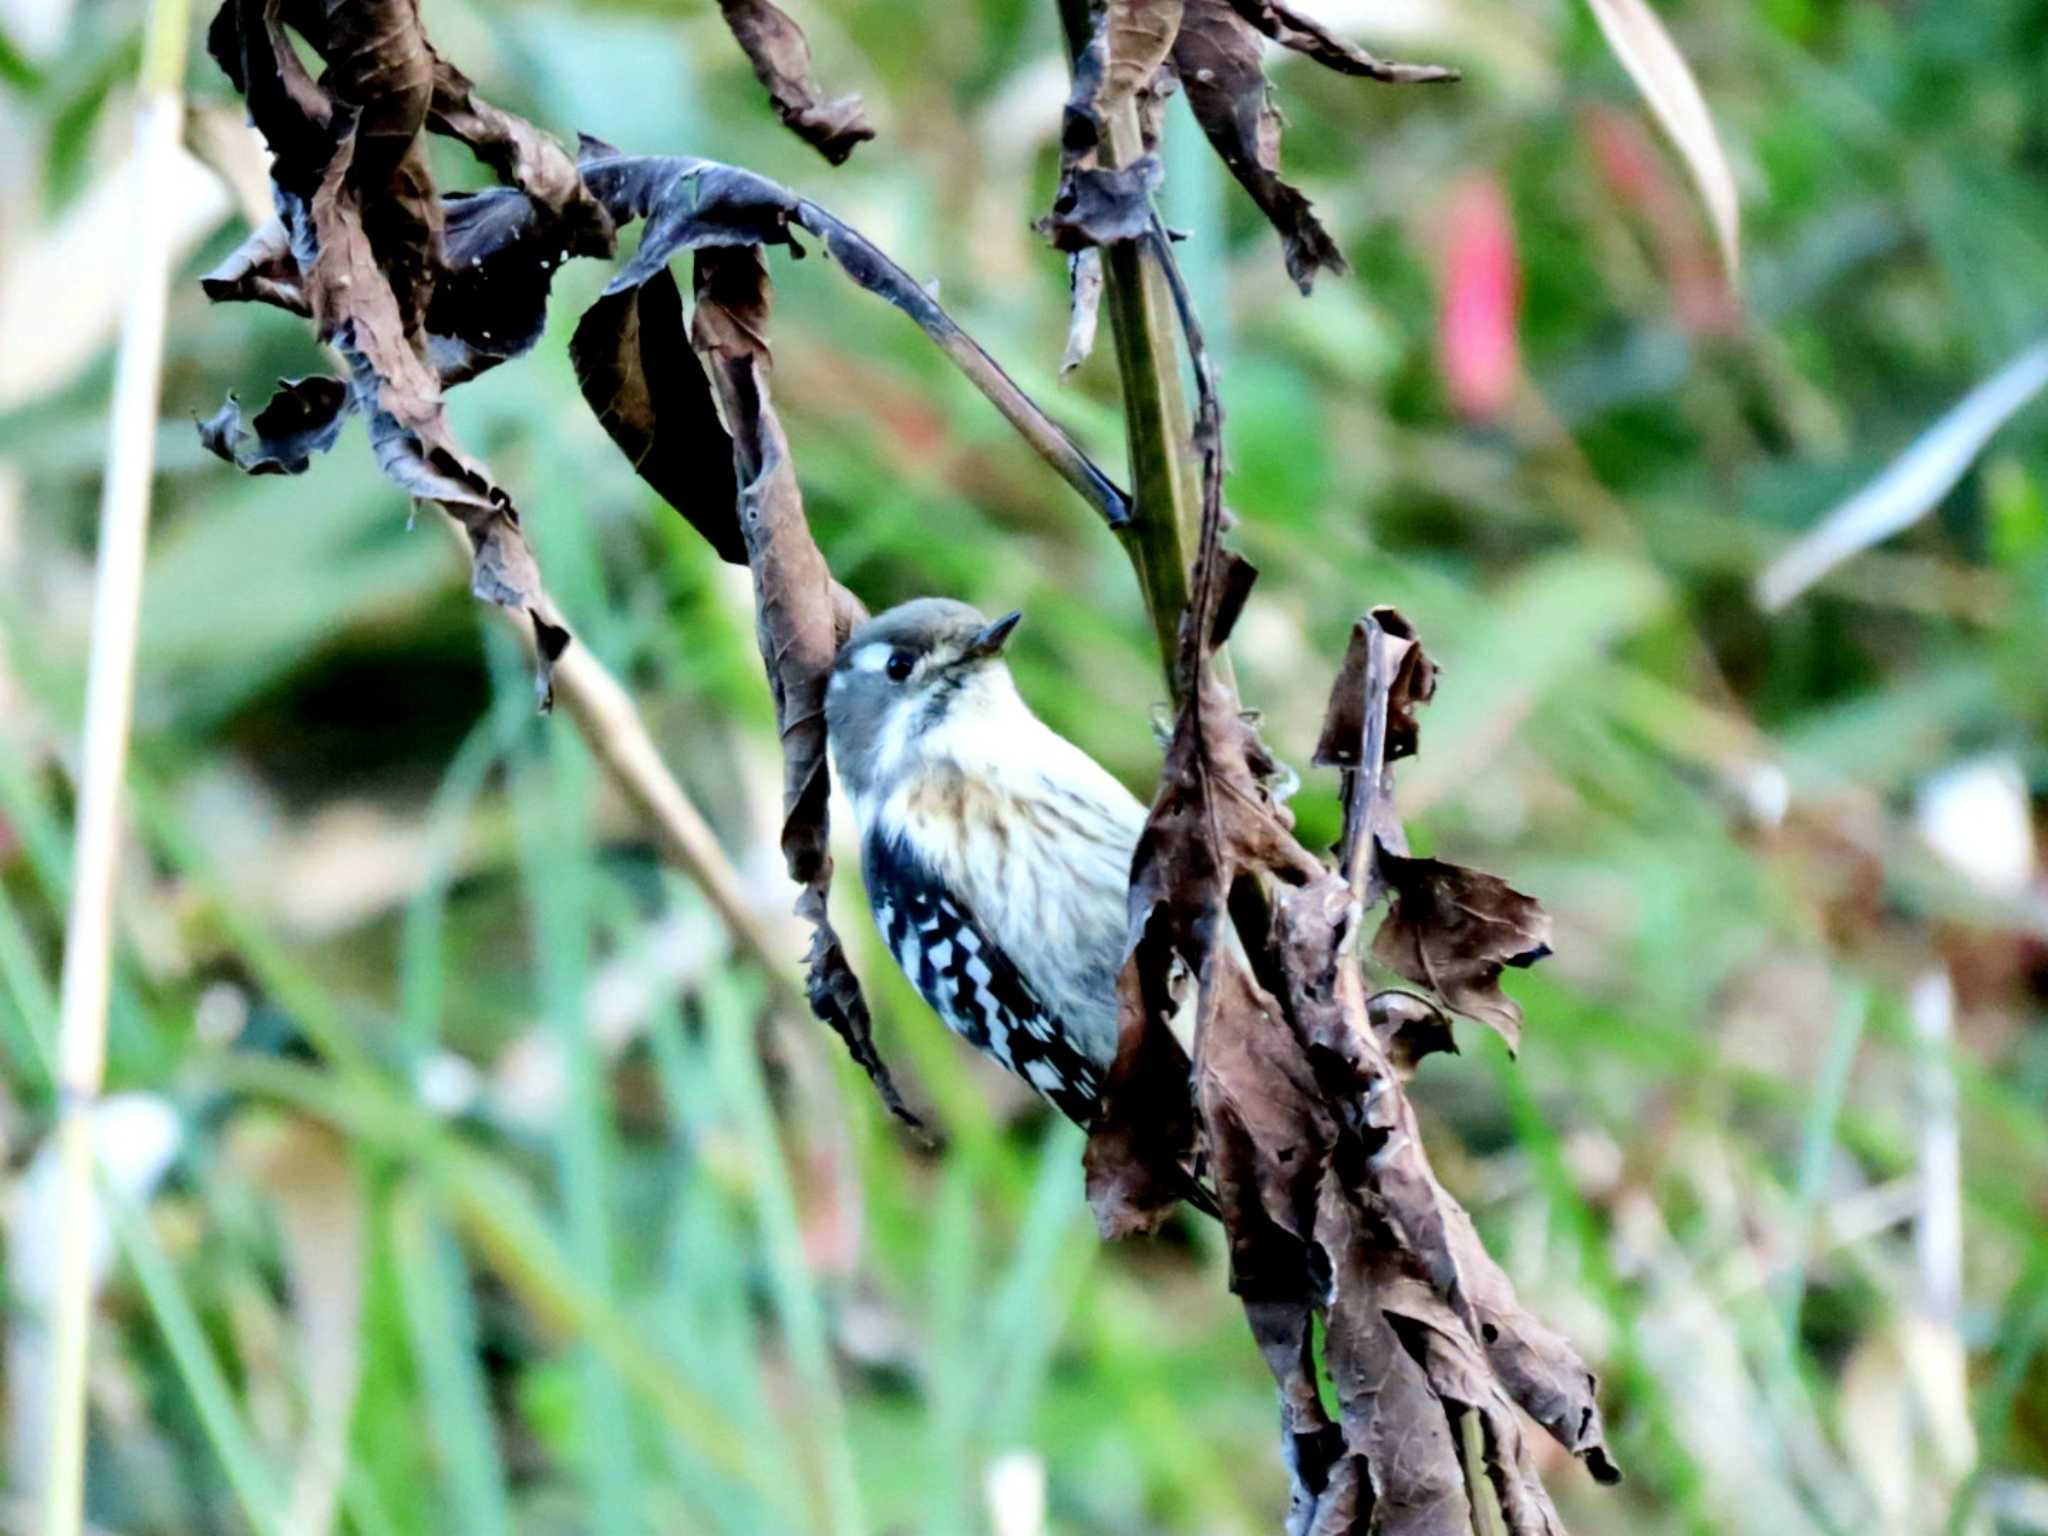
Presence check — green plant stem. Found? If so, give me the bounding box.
[1055,0,1201,699]
[42,2,189,1531]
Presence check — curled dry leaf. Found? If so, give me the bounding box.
[716,0,876,165]
[1102,0,1187,121]
[429,188,578,385]
[197,375,352,476]
[1314,609,1412,903]
[426,50,614,254]
[199,217,310,314]
[689,245,919,1130]
[1371,849,1552,1054]
[1039,155,1165,252]
[1369,606,1436,763]
[1313,606,1549,1054]
[1368,990,1458,1079]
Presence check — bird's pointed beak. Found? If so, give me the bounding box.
[965,610,1022,661]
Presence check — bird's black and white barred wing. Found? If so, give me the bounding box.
[862,830,1102,1123]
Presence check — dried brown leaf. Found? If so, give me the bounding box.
[1086,596,1317,1229]
[1173,0,1344,293]
[569,271,745,562]
[1197,949,1329,1262]
[716,0,875,165]
[573,139,1130,529]
[1315,606,1435,772]
[1060,0,1182,163]
[1312,606,1439,909]
[690,245,917,1129]
[1371,849,1552,1052]
[1082,911,1199,1237]
[1368,990,1458,1079]
[1042,2,1179,254]
[1317,1195,1471,1535]
[1174,0,1452,293]
[428,188,576,385]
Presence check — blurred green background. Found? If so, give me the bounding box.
[2,0,2047,1532]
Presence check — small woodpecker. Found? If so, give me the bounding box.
[825,598,1144,1123]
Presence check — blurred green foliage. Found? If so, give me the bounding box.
[1,0,2046,1532]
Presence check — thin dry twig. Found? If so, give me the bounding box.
[443,517,810,1017]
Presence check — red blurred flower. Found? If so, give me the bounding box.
[1436,172,1522,423]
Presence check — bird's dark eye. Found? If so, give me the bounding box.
[885,650,915,682]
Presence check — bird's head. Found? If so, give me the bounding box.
[826,597,1024,809]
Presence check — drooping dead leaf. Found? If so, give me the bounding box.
[427,187,584,386]
[568,139,1131,540]
[688,245,917,1129]
[1371,848,1552,1053]
[1173,0,1341,293]
[716,0,875,165]
[570,271,746,562]
[1173,0,1453,293]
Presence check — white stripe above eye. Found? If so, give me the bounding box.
[853,643,896,673]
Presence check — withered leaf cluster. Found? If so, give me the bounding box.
[1046,0,1455,293]
[198,0,608,703]
[1083,234,1619,1528]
